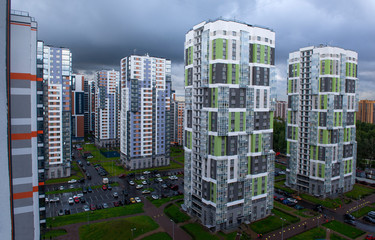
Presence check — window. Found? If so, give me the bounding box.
[232,31,236,36]
[257,36,261,41]
[213,31,216,36]
[223,30,227,35]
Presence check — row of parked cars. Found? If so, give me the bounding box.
[95,164,108,176]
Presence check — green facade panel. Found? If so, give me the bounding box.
[260,45,265,64]
[270,112,274,129]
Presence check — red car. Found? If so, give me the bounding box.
[366,235,375,240]
[90,204,96,211]
[119,173,126,178]
[113,201,120,207]
[102,184,107,190]
[74,197,80,203]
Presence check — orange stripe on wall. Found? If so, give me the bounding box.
[38,182,44,186]
[11,131,38,140]
[10,22,31,27]
[10,73,37,81]
[13,186,39,200]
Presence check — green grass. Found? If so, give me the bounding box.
[330,233,348,240]
[351,205,375,218]
[45,161,83,185]
[217,231,237,240]
[96,160,125,177]
[173,155,185,163]
[275,175,286,181]
[142,232,172,240]
[47,203,144,227]
[275,163,286,170]
[344,184,375,200]
[164,203,190,223]
[82,144,120,161]
[274,202,294,212]
[182,223,219,240]
[147,195,184,208]
[250,209,299,234]
[79,215,159,240]
[127,160,183,174]
[274,181,296,194]
[42,229,67,239]
[288,227,325,240]
[294,209,319,218]
[323,220,365,239]
[300,194,342,209]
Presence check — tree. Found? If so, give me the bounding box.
[273,118,287,154]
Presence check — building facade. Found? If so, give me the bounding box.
[1,9,45,239]
[275,100,287,120]
[94,70,119,148]
[357,100,375,124]
[83,77,90,135]
[43,45,72,179]
[286,45,358,198]
[71,74,85,141]
[88,80,95,134]
[184,20,276,231]
[172,96,185,145]
[120,55,172,170]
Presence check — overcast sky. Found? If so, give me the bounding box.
[12,0,375,100]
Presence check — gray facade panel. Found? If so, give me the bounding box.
[14,212,35,240]
[13,196,33,209]
[11,79,30,88]
[12,154,32,178]
[11,95,31,118]
[12,139,31,149]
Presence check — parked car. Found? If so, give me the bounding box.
[69,184,74,189]
[368,211,375,218]
[113,192,119,198]
[74,197,80,203]
[142,190,151,194]
[103,203,109,209]
[78,178,85,183]
[123,190,128,196]
[170,185,179,191]
[151,195,159,200]
[130,198,136,204]
[68,179,77,183]
[59,186,64,191]
[64,209,71,215]
[80,197,86,203]
[83,205,90,212]
[294,205,304,210]
[119,173,126,178]
[90,204,96,211]
[113,201,120,207]
[155,174,161,178]
[102,185,107,190]
[107,184,112,190]
[287,198,298,204]
[51,197,60,203]
[87,161,91,165]
[143,171,151,175]
[96,204,102,210]
[129,180,135,185]
[82,187,87,194]
[142,180,148,185]
[344,214,355,221]
[364,216,375,224]
[68,197,74,205]
[135,197,141,203]
[88,186,93,193]
[161,184,168,189]
[77,193,84,198]
[140,176,145,180]
[344,219,356,226]
[136,185,143,189]
[58,209,64,216]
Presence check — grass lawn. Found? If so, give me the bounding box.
[330,233,348,240]
[344,184,375,200]
[300,194,342,209]
[45,161,83,185]
[147,195,184,208]
[47,203,144,227]
[182,223,219,240]
[274,202,294,212]
[126,160,183,174]
[142,232,172,240]
[274,181,296,194]
[275,175,286,181]
[96,160,125,177]
[217,231,237,240]
[42,229,67,239]
[351,205,375,218]
[250,209,299,234]
[79,215,159,240]
[323,220,365,239]
[294,209,319,218]
[288,227,325,240]
[173,155,185,163]
[164,203,190,223]
[275,163,286,170]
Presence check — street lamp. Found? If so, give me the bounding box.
[280,217,286,240]
[131,228,136,239]
[171,219,175,240]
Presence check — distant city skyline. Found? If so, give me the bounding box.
[11,0,375,100]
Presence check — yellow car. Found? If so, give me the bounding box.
[130,198,136,204]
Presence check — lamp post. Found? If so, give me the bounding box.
[280,217,285,240]
[131,228,136,239]
[171,219,175,240]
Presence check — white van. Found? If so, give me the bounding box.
[103,178,109,184]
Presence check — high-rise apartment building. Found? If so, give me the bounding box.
[275,100,287,120]
[71,74,85,141]
[83,77,90,135]
[172,96,185,145]
[184,19,276,230]
[286,45,358,198]
[88,80,96,134]
[0,8,45,239]
[43,45,72,179]
[120,55,172,170]
[357,100,375,124]
[94,70,119,148]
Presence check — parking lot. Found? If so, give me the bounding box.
[45,148,184,218]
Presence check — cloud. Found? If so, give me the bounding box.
[11,0,375,100]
